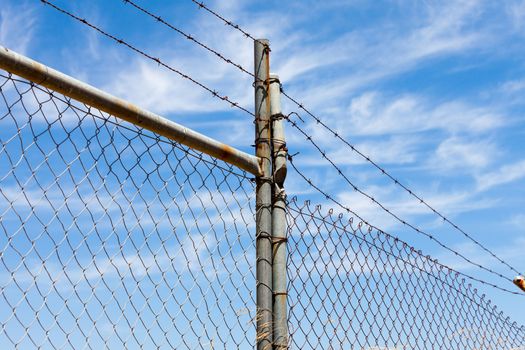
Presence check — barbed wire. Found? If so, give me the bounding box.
[189,0,257,41]
[43,0,523,287]
[39,0,254,117]
[181,0,523,280]
[282,94,523,277]
[120,0,257,80]
[286,116,519,285]
[287,198,525,348]
[286,158,523,297]
[287,200,524,309]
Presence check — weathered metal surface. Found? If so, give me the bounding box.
[254,38,273,350]
[270,74,288,349]
[0,45,261,176]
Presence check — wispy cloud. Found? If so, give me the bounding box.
[505,0,525,32]
[434,237,525,272]
[0,2,37,54]
[509,213,525,229]
[0,232,220,290]
[300,135,421,167]
[341,92,505,136]
[500,79,525,93]
[335,183,495,231]
[279,0,493,107]
[431,137,499,171]
[476,159,525,191]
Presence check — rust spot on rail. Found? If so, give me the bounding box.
[218,143,237,162]
[125,101,142,122]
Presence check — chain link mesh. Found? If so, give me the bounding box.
[0,71,256,349]
[286,198,525,349]
[2,67,525,350]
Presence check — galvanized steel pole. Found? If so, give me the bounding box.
[269,74,288,349]
[254,39,273,349]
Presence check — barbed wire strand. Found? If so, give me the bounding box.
[181,0,523,279]
[286,159,523,297]
[39,0,254,117]
[43,0,522,286]
[189,0,257,41]
[120,0,257,80]
[282,95,523,278]
[286,201,521,307]
[287,117,521,284]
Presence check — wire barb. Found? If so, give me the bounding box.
[287,198,525,348]
[282,95,523,279]
[287,156,522,296]
[189,0,257,41]
[120,0,257,80]
[40,0,254,117]
[181,0,522,282]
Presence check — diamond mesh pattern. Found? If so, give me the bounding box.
[287,198,525,349]
[0,72,256,349]
[2,68,524,350]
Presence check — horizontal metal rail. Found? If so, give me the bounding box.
[0,45,261,176]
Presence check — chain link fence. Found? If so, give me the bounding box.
[286,198,525,349]
[0,71,256,349]
[1,66,525,350]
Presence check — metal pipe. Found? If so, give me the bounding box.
[254,39,273,350]
[270,74,288,349]
[0,45,262,176]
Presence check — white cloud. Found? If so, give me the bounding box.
[0,3,36,54]
[431,137,499,171]
[1,232,219,290]
[476,159,525,191]
[340,92,505,137]
[509,213,525,229]
[107,59,234,114]
[434,237,525,272]
[300,135,420,167]
[505,0,525,32]
[335,184,494,231]
[278,0,492,109]
[274,33,360,82]
[288,89,507,184]
[501,79,525,93]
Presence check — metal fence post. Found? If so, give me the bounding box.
[269,74,288,349]
[254,39,273,349]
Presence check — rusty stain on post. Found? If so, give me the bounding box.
[0,45,262,176]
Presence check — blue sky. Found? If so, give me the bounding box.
[1,0,525,346]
